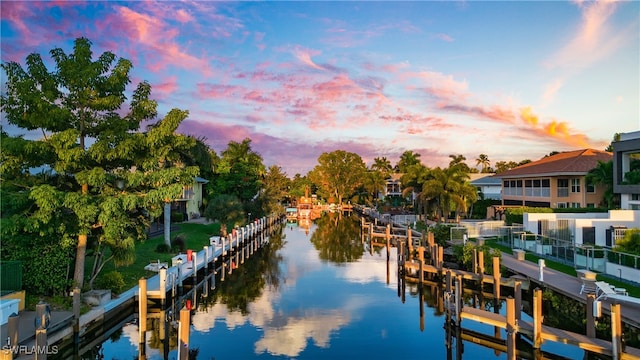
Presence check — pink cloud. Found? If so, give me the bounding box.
[545,0,622,71]
[293,47,325,70]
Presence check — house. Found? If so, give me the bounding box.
[170,176,209,220]
[496,149,612,209]
[384,173,403,197]
[612,131,640,210]
[469,173,502,200]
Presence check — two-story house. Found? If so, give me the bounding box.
[496,149,612,209]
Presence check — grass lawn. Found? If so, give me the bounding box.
[89,222,221,291]
[484,238,640,298]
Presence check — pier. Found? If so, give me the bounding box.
[0,215,283,359]
[361,217,640,360]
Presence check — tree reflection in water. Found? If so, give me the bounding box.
[309,212,365,263]
[202,223,286,315]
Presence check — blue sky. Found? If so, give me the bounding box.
[1,1,638,175]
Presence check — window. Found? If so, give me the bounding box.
[632,194,640,201]
[587,203,595,208]
[586,178,595,193]
[571,178,581,193]
[557,202,567,208]
[571,202,581,208]
[557,179,569,197]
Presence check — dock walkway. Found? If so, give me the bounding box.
[499,250,640,329]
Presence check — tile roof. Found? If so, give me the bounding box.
[496,149,612,178]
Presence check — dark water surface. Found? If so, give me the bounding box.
[96,214,584,359]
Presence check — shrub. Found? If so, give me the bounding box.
[171,211,184,223]
[430,223,455,246]
[95,271,125,294]
[172,235,186,252]
[155,243,171,253]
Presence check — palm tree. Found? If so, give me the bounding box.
[361,170,387,206]
[586,160,616,209]
[421,165,470,222]
[476,154,491,173]
[400,163,430,219]
[396,151,421,173]
[372,157,393,177]
[449,154,471,173]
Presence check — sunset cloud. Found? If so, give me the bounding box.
[1,1,636,175]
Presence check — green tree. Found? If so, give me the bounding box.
[615,229,640,255]
[260,165,291,216]
[449,154,471,173]
[586,160,616,209]
[359,169,386,206]
[204,194,245,237]
[1,37,198,291]
[212,138,266,205]
[396,150,421,173]
[371,156,393,178]
[476,154,491,173]
[308,150,366,205]
[400,163,430,218]
[421,165,471,222]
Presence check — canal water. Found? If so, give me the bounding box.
[90,213,587,359]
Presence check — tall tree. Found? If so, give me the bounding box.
[371,157,393,178]
[396,151,421,173]
[359,168,387,206]
[308,150,367,205]
[420,165,471,222]
[400,163,430,219]
[449,154,471,173]
[1,38,198,291]
[475,154,491,173]
[260,165,291,216]
[212,138,266,205]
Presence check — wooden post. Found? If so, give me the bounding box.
[586,294,596,338]
[139,278,148,340]
[192,251,198,279]
[455,275,463,325]
[7,313,18,348]
[407,227,412,249]
[203,246,209,271]
[386,229,390,253]
[533,288,542,349]
[478,250,485,276]
[35,328,47,360]
[514,280,522,321]
[179,307,190,360]
[446,270,452,293]
[418,246,424,285]
[611,303,622,360]
[386,224,391,242]
[159,267,167,307]
[138,278,147,358]
[72,286,80,343]
[438,246,444,272]
[492,256,500,300]
[472,248,478,274]
[408,233,414,261]
[506,297,516,360]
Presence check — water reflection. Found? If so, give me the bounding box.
[93,214,587,360]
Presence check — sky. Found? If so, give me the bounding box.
[1,1,638,176]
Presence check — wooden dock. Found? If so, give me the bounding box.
[361,217,640,360]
